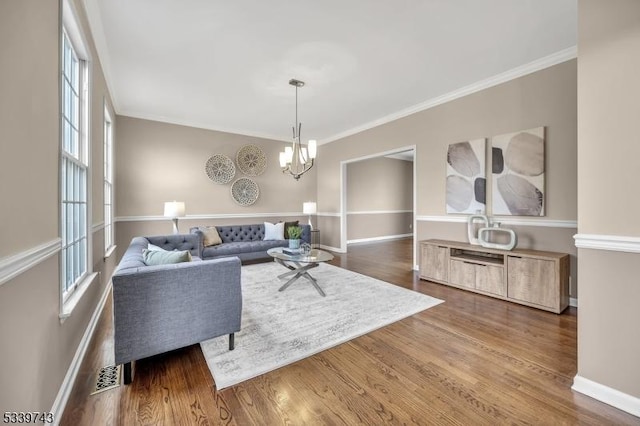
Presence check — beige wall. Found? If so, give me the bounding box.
[114,116,317,256]
[317,60,578,257]
[576,0,640,401]
[346,156,413,241]
[0,0,116,414]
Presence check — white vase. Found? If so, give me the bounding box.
[478,222,518,251]
[467,212,489,245]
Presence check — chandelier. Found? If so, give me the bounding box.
[279,78,316,180]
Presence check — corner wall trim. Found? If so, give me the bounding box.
[416,215,577,228]
[574,234,640,254]
[572,375,640,417]
[50,279,112,426]
[0,239,62,286]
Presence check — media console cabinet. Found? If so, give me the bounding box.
[419,239,570,313]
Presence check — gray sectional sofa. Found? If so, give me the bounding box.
[190,223,311,263]
[112,233,242,384]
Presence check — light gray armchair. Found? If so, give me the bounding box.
[112,234,242,384]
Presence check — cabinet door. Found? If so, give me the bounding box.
[449,260,475,290]
[507,256,556,308]
[475,264,506,296]
[420,244,449,282]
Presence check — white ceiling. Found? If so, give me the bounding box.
[84,0,577,143]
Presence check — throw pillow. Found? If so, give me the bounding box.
[283,220,299,239]
[142,249,192,266]
[147,243,165,251]
[264,221,285,240]
[202,226,222,246]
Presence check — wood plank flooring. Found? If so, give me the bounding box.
[60,238,640,425]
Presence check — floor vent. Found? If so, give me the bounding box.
[90,365,121,395]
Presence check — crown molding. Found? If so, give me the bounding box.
[574,234,640,254]
[321,46,577,144]
[117,111,290,143]
[0,239,62,286]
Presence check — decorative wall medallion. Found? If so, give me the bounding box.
[236,144,267,176]
[231,177,259,206]
[205,154,236,184]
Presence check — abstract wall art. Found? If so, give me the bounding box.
[491,127,545,216]
[446,138,486,214]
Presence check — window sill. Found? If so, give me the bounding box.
[104,245,117,260]
[59,272,99,323]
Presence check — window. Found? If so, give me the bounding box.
[61,28,89,301]
[104,106,114,252]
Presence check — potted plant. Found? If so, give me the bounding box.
[287,225,302,249]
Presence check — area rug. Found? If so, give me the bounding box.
[200,261,443,389]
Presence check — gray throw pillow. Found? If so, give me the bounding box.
[142,249,192,265]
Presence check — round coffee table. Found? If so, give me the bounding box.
[267,247,334,297]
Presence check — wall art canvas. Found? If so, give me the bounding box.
[491,127,545,216]
[446,138,486,214]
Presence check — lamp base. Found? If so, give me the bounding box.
[308,215,314,230]
[171,218,179,234]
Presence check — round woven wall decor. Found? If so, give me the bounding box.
[231,177,259,206]
[205,154,236,184]
[236,144,267,176]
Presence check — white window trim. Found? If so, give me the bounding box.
[60,0,94,321]
[103,102,115,256]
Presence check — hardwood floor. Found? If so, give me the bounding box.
[60,238,640,425]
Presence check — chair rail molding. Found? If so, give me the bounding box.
[417,215,577,228]
[574,234,640,254]
[0,239,62,286]
[116,212,307,222]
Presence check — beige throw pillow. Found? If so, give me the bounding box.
[202,227,222,246]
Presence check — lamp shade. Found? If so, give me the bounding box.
[303,201,317,215]
[164,201,185,218]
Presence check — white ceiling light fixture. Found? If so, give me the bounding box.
[279,79,317,180]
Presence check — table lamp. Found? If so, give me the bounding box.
[164,201,185,234]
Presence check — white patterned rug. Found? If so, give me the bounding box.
[200,261,443,389]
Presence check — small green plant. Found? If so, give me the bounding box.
[287,225,302,240]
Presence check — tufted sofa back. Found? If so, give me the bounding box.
[114,234,201,275]
[216,224,265,243]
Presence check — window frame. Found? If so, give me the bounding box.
[60,0,95,319]
[103,104,114,255]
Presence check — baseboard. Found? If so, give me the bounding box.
[320,244,345,253]
[49,280,112,425]
[347,233,413,245]
[569,297,578,308]
[572,375,640,417]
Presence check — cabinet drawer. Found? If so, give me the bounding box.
[449,260,475,290]
[508,256,556,308]
[476,264,506,296]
